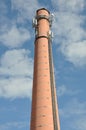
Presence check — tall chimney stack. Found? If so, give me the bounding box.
[30,8,60,130]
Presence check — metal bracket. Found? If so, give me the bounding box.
[49,14,54,27]
[48,30,54,41]
[36,14,54,27]
[32,18,37,28]
[33,13,54,28]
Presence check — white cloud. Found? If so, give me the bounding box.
[52,11,86,67]
[52,0,85,13]
[73,116,86,130]
[0,49,33,98]
[0,77,32,99]
[60,99,86,130]
[61,41,86,66]
[57,85,80,97]
[11,0,40,22]
[0,0,8,15]
[66,99,86,116]
[0,1,32,48]
[0,26,30,48]
[0,0,10,30]
[51,0,86,67]
[0,49,33,76]
[53,12,85,44]
[59,0,85,13]
[0,121,28,130]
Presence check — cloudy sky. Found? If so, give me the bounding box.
[0,0,86,130]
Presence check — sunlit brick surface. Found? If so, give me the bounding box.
[30,8,60,130]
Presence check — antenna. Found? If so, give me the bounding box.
[32,18,37,28]
[49,13,55,27]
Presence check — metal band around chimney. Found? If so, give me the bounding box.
[35,35,49,42]
[36,15,50,22]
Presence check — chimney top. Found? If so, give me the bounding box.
[37,8,50,14]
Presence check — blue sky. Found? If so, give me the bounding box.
[0,0,86,130]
